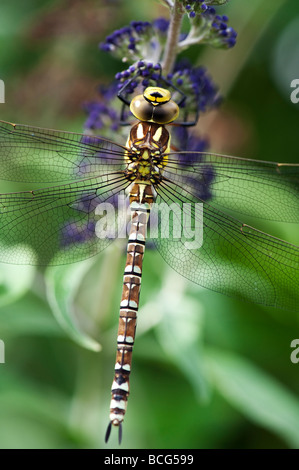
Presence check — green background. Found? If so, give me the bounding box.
[0,0,299,449]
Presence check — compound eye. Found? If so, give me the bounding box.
[130,95,153,121]
[152,101,179,124]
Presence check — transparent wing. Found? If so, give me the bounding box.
[0,173,130,265]
[152,173,299,312]
[0,121,132,264]
[165,151,299,222]
[0,120,128,183]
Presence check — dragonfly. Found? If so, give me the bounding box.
[0,86,298,444]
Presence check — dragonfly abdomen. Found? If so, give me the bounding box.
[106,184,153,442]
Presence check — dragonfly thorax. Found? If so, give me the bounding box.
[125,121,170,184]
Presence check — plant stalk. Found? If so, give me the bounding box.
[162,0,184,75]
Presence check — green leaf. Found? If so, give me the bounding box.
[0,369,86,449]
[0,291,63,336]
[45,259,101,352]
[207,349,299,448]
[0,245,35,307]
[150,270,210,401]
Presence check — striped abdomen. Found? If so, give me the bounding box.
[105,183,154,443]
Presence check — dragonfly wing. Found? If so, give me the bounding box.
[0,173,130,265]
[165,151,299,222]
[0,120,127,183]
[153,178,299,311]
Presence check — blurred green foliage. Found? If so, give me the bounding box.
[0,0,299,449]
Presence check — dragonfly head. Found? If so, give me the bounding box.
[130,86,179,125]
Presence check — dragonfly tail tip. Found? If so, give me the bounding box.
[118,423,123,445]
[105,421,123,445]
[105,422,112,443]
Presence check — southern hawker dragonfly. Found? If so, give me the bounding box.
[0,86,298,444]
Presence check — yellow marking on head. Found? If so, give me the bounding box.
[144,87,171,105]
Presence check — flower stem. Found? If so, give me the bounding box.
[162,0,174,7]
[162,0,184,75]
[177,33,206,52]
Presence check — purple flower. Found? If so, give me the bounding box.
[153,18,169,33]
[180,1,237,49]
[172,60,221,118]
[168,126,214,201]
[83,101,119,132]
[99,19,167,63]
[61,220,96,247]
[203,11,237,49]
